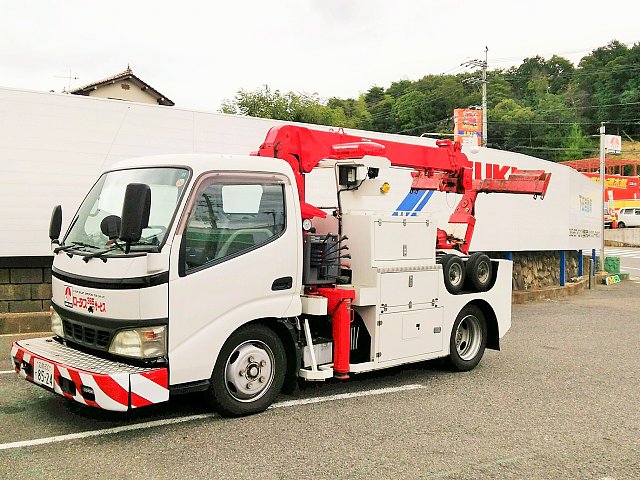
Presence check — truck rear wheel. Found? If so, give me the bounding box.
[439,254,465,294]
[465,252,492,292]
[207,324,286,416]
[446,305,487,371]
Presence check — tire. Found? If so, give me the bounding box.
[618,222,625,228]
[206,324,286,417]
[446,305,487,372]
[465,253,492,292]
[439,254,465,294]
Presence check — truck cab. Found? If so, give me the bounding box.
[14,154,303,414]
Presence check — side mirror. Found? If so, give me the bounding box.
[120,183,151,248]
[49,205,63,244]
[100,215,122,240]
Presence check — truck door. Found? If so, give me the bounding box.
[167,172,300,385]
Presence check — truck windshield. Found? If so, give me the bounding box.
[65,167,189,253]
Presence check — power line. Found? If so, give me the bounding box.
[488,63,640,81]
[488,39,640,65]
[489,117,640,126]
[514,146,600,151]
[393,116,454,135]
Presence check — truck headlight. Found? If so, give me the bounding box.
[51,308,64,337]
[109,326,167,359]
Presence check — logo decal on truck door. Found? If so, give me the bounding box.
[64,285,73,307]
[63,285,107,313]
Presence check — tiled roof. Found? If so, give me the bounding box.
[70,66,174,106]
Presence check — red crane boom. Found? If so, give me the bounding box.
[256,125,551,254]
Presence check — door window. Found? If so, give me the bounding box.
[183,178,286,272]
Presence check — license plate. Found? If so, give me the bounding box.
[33,358,55,389]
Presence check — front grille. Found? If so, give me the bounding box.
[62,319,112,350]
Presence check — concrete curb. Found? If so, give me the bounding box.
[511,272,628,304]
[512,276,589,304]
[605,240,640,248]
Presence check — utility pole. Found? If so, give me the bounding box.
[461,47,488,147]
[482,46,488,147]
[599,123,606,272]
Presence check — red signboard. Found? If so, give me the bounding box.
[453,108,482,146]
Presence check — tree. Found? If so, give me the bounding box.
[505,56,546,101]
[559,123,596,161]
[488,99,536,151]
[392,90,428,133]
[327,95,373,130]
[486,72,513,108]
[220,85,353,127]
[220,86,292,119]
[219,40,639,162]
[573,41,639,136]
[546,55,574,94]
[361,87,394,132]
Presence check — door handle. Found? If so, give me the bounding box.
[272,276,293,291]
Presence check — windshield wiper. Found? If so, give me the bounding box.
[82,240,127,263]
[82,246,117,263]
[129,240,158,247]
[54,241,98,254]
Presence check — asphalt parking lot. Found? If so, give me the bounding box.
[1,280,639,480]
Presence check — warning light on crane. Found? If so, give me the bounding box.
[329,142,385,160]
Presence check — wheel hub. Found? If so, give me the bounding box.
[455,315,481,361]
[225,341,274,402]
[477,261,489,283]
[449,263,463,286]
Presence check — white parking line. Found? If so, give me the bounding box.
[270,384,424,409]
[0,383,424,451]
[592,249,640,254]
[606,252,640,258]
[0,370,16,375]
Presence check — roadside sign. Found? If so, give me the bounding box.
[605,135,622,154]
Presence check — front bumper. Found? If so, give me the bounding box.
[11,337,169,412]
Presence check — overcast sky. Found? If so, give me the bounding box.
[2,1,639,111]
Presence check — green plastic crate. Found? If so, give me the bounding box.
[604,256,620,275]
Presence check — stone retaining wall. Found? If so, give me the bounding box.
[488,251,586,291]
[0,257,53,314]
[513,251,581,291]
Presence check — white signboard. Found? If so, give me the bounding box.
[0,87,601,256]
[605,135,622,154]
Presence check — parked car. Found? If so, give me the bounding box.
[616,208,640,228]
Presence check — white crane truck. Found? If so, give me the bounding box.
[11,125,550,416]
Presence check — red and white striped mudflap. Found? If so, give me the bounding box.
[11,339,169,412]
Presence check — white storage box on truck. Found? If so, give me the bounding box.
[11,126,551,416]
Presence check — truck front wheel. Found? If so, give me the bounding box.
[207,324,286,416]
[446,305,487,371]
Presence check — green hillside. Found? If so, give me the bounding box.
[221,40,640,163]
